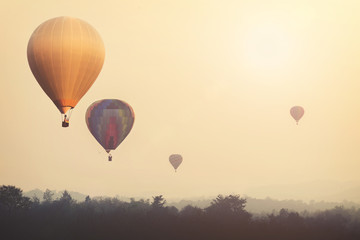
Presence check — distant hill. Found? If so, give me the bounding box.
[24,189,88,202]
[244,196,360,214]
[244,180,360,203]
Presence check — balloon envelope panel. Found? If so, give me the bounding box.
[86,99,135,152]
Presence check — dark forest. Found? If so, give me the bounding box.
[1,185,360,240]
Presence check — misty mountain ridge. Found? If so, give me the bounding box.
[25,189,88,202]
[245,180,360,203]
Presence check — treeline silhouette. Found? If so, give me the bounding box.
[1,185,360,240]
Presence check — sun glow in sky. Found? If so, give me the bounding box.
[243,23,291,69]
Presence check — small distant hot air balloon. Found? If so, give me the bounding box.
[27,16,105,127]
[85,99,135,161]
[169,154,182,172]
[290,106,304,125]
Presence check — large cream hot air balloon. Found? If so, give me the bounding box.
[290,106,304,125]
[27,16,105,127]
[169,154,183,172]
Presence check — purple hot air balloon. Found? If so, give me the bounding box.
[290,106,304,125]
[169,154,183,172]
[85,99,135,161]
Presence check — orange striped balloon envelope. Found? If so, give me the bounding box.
[169,154,183,172]
[27,16,105,127]
[290,106,304,125]
[85,99,135,161]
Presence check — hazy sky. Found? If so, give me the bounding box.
[1,0,360,201]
